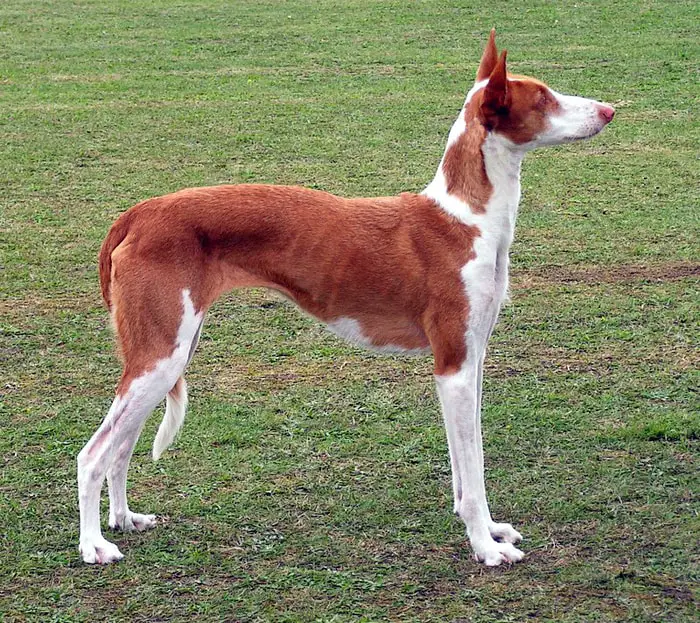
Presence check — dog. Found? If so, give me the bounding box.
[77,30,614,565]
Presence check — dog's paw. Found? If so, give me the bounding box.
[488,521,523,544]
[80,537,124,565]
[109,510,157,532]
[473,539,525,567]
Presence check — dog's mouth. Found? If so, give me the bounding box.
[561,125,605,143]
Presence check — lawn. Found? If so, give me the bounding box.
[0,0,698,621]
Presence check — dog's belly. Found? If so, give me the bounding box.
[326,316,431,354]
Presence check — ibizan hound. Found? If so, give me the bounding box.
[77,30,614,566]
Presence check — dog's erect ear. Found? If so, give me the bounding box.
[480,50,510,129]
[476,28,498,82]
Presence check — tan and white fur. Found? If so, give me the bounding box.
[77,30,614,566]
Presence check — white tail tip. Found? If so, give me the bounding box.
[153,377,188,461]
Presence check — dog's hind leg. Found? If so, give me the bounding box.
[77,288,203,564]
[107,319,202,533]
[78,387,162,563]
[106,419,157,534]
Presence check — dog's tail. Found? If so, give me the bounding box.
[153,376,188,461]
[98,209,136,310]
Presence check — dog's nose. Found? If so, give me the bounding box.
[597,104,615,124]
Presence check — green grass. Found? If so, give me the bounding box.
[1,0,698,621]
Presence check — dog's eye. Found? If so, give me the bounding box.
[538,89,557,111]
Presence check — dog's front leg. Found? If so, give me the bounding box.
[435,350,524,566]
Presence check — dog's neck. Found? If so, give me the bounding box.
[481,132,525,237]
[422,85,525,243]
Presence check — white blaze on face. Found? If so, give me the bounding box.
[536,89,614,147]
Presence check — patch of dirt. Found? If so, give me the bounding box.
[513,261,699,289]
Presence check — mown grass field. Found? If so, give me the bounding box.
[1,1,698,621]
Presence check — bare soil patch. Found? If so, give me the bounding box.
[513,261,699,289]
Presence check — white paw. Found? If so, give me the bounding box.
[109,511,157,532]
[80,537,124,565]
[488,521,523,544]
[473,539,525,566]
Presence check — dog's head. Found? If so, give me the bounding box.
[470,29,614,150]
